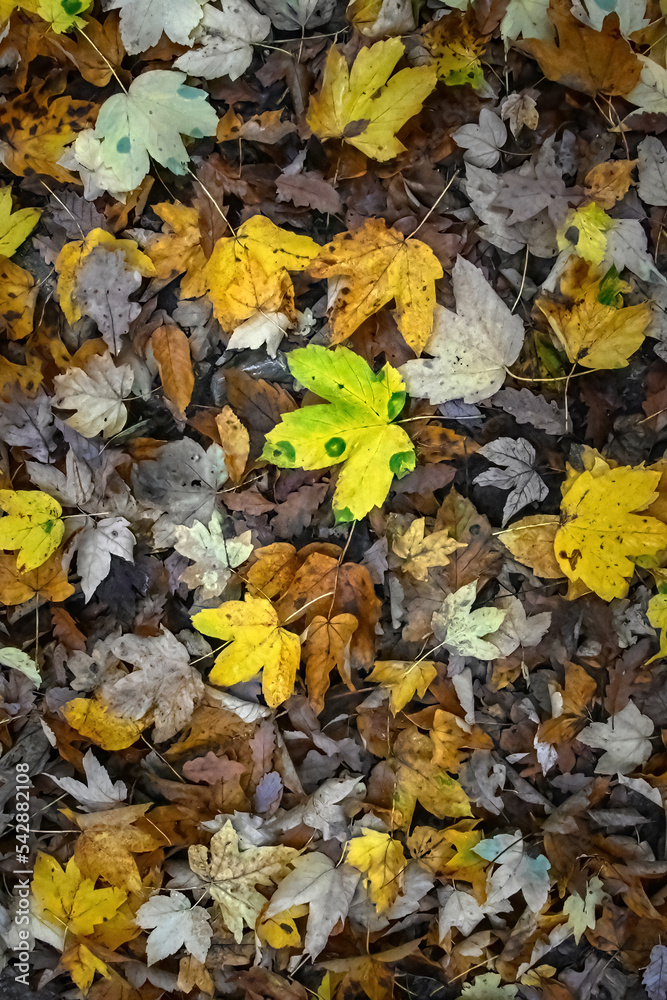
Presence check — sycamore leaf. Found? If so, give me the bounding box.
[399,256,525,404]
[76,71,218,194]
[453,109,507,168]
[309,217,443,354]
[392,518,464,581]
[192,594,301,708]
[578,701,654,774]
[52,353,134,439]
[0,646,41,686]
[263,345,416,523]
[368,659,438,714]
[76,516,135,603]
[31,853,128,990]
[49,749,127,811]
[104,629,206,742]
[0,255,37,340]
[136,892,212,965]
[25,0,94,33]
[188,820,298,942]
[107,0,206,54]
[345,830,407,913]
[303,613,358,714]
[0,549,74,604]
[457,974,518,1000]
[203,215,319,332]
[62,696,148,750]
[647,592,667,664]
[431,581,508,659]
[307,37,436,161]
[0,489,64,572]
[563,876,606,943]
[537,258,651,369]
[265,853,360,960]
[475,437,548,525]
[174,512,253,600]
[518,0,642,97]
[556,203,614,265]
[55,228,155,328]
[500,0,551,43]
[555,465,667,601]
[174,0,271,81]
[0,186,41,257]
[473,832,550,912]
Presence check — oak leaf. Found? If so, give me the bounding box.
[188,820,298,942]
[307,37,436,161]
[309,218,443,354]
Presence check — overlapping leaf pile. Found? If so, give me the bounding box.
[5,1,667,999]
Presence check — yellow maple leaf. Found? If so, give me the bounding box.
[55,228,156,325]
[0,186,41,258]
[556,203,613,265]
[307,37,437,161]
[537,258,651,369]
[256,903,309,949]
[345,830,407,913]
[368,659,437,715]
[310,218,443,354]
[0,256,38,340]
[392,727,472,823]
[0,489,64,571]
[430,709,492,770]
[391,516,463,579]
[646,592,667,664]
[203,215,319,332]
[31,853,128,990]
[68,803,163,893]
[143,201,207,299]
[555,464,667,601]
[62,696,148,750]
[192,594,301,708]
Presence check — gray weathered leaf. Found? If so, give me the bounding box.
[173,511,253,599]
[72,248,142,352]
[491,387,568,434]
[173,0,271,81]
[475,437,548,524]
[644,944,667,1000]
[255,0,335,29]
[52,353,134,439]
[453,109,507,168]
[76,516,135,602]
[638,136,667,207]
[0,386,55,463]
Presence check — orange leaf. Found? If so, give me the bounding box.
[151,324,194,418]
[0,550,73,604]
[303,613,358,713]
[216,405,250,482]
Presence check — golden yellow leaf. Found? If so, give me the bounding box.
[391,516,463,580]
[345,830,406,913]
[498,514,563,580]
[537,258,651,369]
[0,549,73,604]
[430,709,492,770]
[69,803,162,893]
[309,218,443,354]
[556,203,613,265]
[151,323,194,418]
[307,37,436,161]
[646,592,667,664]
[203,215,319,332]
[192,594,301,708]
[31,853,128,990]
[0,489,63,571]
[368,659,437,715]
[55,228,156,325]
[256,903,308,949]
[0,185,41,258]
[0,256,37,340]
[392,726,472,822]
[143,201,207,299]
[62,696,148,750]
[0,351,43,398]
[555,464,667,601]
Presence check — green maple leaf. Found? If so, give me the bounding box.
[262,345,415,522]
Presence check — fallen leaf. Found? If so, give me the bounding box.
[578,701,654,773]
[474,437,548,524]
[302,613,358,713]
[368,659,438,715]
[0,185,41,257]
[0,489,64,571]
[263,345,415,522]
[399,256,525,404]
[345,829,407,913]
[53,353,134,438]
[173,0,271,81]
[151,324,194,419]
[307,37,436,161]
[174,511,253,599]
[136,892,212,965]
